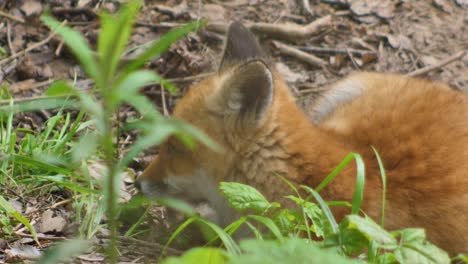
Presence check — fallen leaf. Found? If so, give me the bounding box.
[5,245,41,261]
[275,62,304,83]
[433,0,453,13]
[200,4,227,23]
[39,209,67,233]
[87,161,133,202]
[350,1,373,16]
[420,55,439,66]
[20,0,42,17]
[8,200,23,213]
[386,34,412,50]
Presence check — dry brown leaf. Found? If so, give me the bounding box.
[386,34,412,50]
[38,209,67,233]
[275,62,304,83]
[433,0,453,13]
[200,4,227,23]
[20,0,42,17]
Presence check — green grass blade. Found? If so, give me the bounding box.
[372,146,387,227]
[302,185,339,234]
[0,195,39,245]
[246,215,284,242]
[350,153,365,215]
[315,153,355,193]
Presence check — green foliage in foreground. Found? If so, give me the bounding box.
[162,178,452,264]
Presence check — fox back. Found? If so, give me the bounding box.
[136,22,468,255]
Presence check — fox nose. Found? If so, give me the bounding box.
[134,177,142,190]
[134,176,170,196]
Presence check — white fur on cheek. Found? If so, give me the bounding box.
[166,169,241,228]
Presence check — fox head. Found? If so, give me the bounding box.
[135,21,301,225]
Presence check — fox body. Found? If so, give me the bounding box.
[136,22,468,254]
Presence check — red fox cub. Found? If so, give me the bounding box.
[135,22,468,254]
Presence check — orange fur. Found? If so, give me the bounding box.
[136,23,468,255]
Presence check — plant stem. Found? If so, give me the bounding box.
[102,105,118,263]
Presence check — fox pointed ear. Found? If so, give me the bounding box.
[219,21,267,70]
[214,60,274,128]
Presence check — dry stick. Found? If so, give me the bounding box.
[110,235,183,256]
[15,232,66,241]
[406,50,466,77]
[160,84,169,116]
[345,47,360,69]
[273,41,326,68]
[0,21,67,66]
[7,21,15,55]
[0,9,25,23]
[207,15,332,41]
[296,45,377,56]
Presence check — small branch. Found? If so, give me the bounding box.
[165,72,213,83]
[51,7,97,19]
[101,235,183,256]
[15,232,66,241]
[0,9,25,23]
[296,45,377,56]
[207,15,332,41]
[152,2,189,19]
[406,50,466,77]
[0,21,67,66]
[274,41,326,68]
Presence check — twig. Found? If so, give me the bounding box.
[160,84,169,116]
[135,22,183,30]
[103,235,183,256]
[296,45,377,56]
[299,0,315,17]
[406,50,466,77]
[152,2,188,19]
[165,72,213,83]
[207,15,332,41]
[15,232,66,241]
[51,7,97,19]
[0,21,67,66]
[346,47,360,69]
[273,41,326,68]
[7,21,15,55]
[0,9,25,23]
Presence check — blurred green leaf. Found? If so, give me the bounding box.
[125,20,206,73]
[0,195,39,244]
[41,15,99,82]
[231,238,363,264]
[37,239,91,264]
[163,248,227,264]
[45,81,76,97]
[98,0,142,84]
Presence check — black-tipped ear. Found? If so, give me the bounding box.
[215,60,274,128]
[219,21,267,70]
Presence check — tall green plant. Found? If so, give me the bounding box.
[41,1,213,262]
